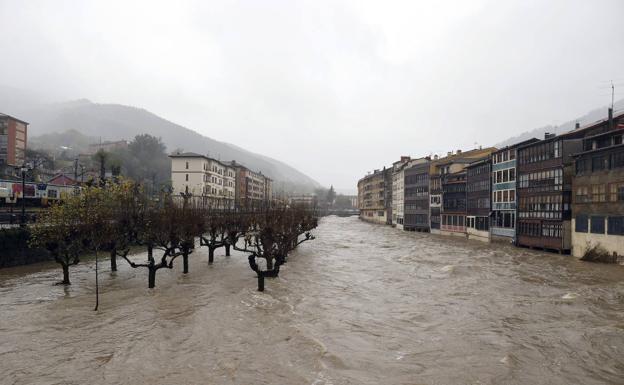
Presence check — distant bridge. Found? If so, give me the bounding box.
[321,209,360,217]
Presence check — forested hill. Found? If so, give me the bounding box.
[6,97,321,193]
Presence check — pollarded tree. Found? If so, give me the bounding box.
[29,195,85,285]
[199,207,230,264]
[106,181,145,272]
[235,205,318,291]
[120,196,187,288]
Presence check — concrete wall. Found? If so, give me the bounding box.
[571,217,624,258]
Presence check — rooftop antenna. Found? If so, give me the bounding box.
[612,80,615,110]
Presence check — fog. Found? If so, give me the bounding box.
[0,0,622,192]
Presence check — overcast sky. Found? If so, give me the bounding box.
[1,0,623,193]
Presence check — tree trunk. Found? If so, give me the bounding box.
[148,267,156,288]
[61,264,70,285]
[208,247,214,264]
[225,244,231,257]
[183,253,189,274]
[266,257,273,271]
[257,273,264,292]
[110,248,117,272]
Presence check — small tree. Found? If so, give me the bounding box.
[30,196,84,285]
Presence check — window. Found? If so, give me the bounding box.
[575,215,588,232]
[185,161,189,169]
[608,216,624,235]
[509,190,515,202]
[576,186,589,203]
[509,168,515,181]
[609,182,624,202]
[185,174,189,181]
[378,211,385,217]
[591,184,606,202]
[590,216,605,234]
[592,156,606,171]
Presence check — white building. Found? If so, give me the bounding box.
[170,152,235,207]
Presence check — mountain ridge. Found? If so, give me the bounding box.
[2,94,321,193]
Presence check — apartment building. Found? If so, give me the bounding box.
[490,139,540,243]
[516,132,583,252]
[466,157,491,242]
[358,168,388,224]
[431,148,497,236]
[0,113,28,168]
[391,156,411,228]
[404,158,431,231]
[229,161,273,207]
[571,110,624,258]
[169,153,238,207]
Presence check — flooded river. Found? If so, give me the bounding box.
[1,216,624,384]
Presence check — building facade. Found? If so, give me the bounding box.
[441,170,467,236]
[170,153,257,208]
[0,113,28,168]
[571,110,624,258]
[358,168,388,224]
[404,158,431,231]
[391,157,411,228]
[489,139,539,243]
[516,133,583,252]
[466,158,491,242]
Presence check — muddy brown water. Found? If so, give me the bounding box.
[1,216,624,385]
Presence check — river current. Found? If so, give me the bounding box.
[1,216,624,385]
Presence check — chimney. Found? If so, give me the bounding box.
[609,108,614,130]
[544,132,555,140]
[434,154,439,160]
[400,156,411,162]
[575,121,580,129]
[447,151,453,157]
[456,149,462,154]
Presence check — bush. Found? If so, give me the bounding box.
[581,243,621,264]
[0,227,51,268]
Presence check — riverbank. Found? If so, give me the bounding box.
[1,216,624,384]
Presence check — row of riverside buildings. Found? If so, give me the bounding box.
[358,108,624,258]
[170,152,273,208]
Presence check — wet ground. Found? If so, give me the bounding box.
[1,216,624,384]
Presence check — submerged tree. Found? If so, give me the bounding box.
[235,205,318,291]
[30,194,85,285]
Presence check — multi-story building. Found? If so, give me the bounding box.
[404,157,431,231]
[0,113,28,168]
[429,157,443,234]
[441,169,467,236]
[490,139,540,243]
[170,152,237,207]
[571,110,624,258]
[431,148,496,236]
[384,167,393,225]
[466,157,491,242]
[358,168,388,224]
[516,132,583,253]
[391,156,411,228]
[229,161,273,207]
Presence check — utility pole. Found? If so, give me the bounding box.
[74,157,78,180]
[612,81,615,111]
[20,164,27,227]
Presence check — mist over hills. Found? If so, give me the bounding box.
[1,90,321,193]
[495,98,624,148]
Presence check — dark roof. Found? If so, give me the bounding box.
[0,113,29,125]
[467,156,490,168]
[169,152,205,158]
[493,137,541,153]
